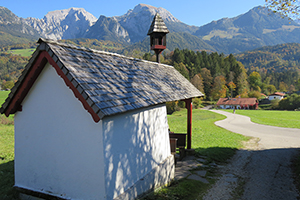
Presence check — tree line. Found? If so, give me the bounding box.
[143,48,300,101]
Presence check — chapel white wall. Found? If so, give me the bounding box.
[14,63,106,200]
[102,104,171,199]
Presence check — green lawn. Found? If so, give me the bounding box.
[233,109,300,129]
[7,48,35,57]
[168,109,249,163]
[0,91,17,199]
[0,91,10,104]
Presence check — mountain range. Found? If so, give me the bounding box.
[1,4,300,54]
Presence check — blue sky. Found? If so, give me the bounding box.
[2,0,266,26]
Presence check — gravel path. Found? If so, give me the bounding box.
[203,110,300,200]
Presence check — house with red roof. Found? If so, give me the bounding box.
[268,92,285,101]
[216,97,258,110]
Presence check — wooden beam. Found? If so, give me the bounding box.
[184,98,192,149]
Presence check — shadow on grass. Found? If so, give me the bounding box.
[195,147,238,163]
[0,160,19,200]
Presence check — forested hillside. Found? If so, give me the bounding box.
[235,43,300,73]
[143,48,300,100]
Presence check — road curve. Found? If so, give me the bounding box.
[211,110,300,149]
[204,110,300,200]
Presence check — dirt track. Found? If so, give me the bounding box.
[203,110,300,200]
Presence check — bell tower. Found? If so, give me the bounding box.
[147,13,169,63]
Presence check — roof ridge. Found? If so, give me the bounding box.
[38,38,174,69]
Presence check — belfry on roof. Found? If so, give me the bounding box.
[148,13,169,63]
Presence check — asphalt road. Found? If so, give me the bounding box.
[208,110,300,200]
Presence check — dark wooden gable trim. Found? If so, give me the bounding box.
[4,51,101,123]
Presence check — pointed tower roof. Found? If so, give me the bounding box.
[147,13,169,35]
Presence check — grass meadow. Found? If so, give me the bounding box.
[233,109,300,129]
[6,48,35,57]
[168,109,248,162]
[0,91,16,199]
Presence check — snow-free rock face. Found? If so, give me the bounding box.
[84,3,181,43]
[84,15,130,43]
[24,8,97,40]
[113,4,180,43]
[0,6,39,41]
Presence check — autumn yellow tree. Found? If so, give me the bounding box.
[211,75,228,100]
[227,81,236,98]
[279,81,288,92]
[249,71,262,91]
[265,0,299,19]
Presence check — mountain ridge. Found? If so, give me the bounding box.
[1,4,300,54]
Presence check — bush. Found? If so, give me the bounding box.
[278,94,300,110]
[166,101,180,114]
[270,99,280,110]
[192,98,202,109]
[177,100,186,108]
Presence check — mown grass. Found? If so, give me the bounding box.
[0,124,16,200]
[142,179,211,200]
[0,91,14,123]
[168,109,249,163]
[0,91,17,199]
[0,91,10,103]
[6,48,35,57]
[233,109,300,129]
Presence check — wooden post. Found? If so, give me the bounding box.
[156,52,160,63]
[184,98,192,149]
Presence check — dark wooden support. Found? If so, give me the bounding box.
[156,52,160,63]
[154,49,163,63]
[184,98,193,149]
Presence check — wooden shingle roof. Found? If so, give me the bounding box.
[0,38,203,122]
[147,13,169,35]
[216,98,258,106]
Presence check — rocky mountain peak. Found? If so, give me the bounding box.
[43,7,97,26]
[0,6,20,24]
[125,3,180,23]
[24,7,97,40]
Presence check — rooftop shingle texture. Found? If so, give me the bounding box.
[1,38,203,119]
[147,13,169,35]
[216,98,258,106]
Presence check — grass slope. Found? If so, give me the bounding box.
[0,91,16,199]
[168,109,248,163]
[0,91,9,103]
[234,110,300,129]
[7,48,35,57]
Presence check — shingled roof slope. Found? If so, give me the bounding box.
[147,13,169,35]
[0,38,203,121]
[216,98,258,106]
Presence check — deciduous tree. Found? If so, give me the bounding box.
[265,0,299,19]
[211,75,228,100]
[249,71,262,91]
[191,74,204,94]
[200,68,213,98]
